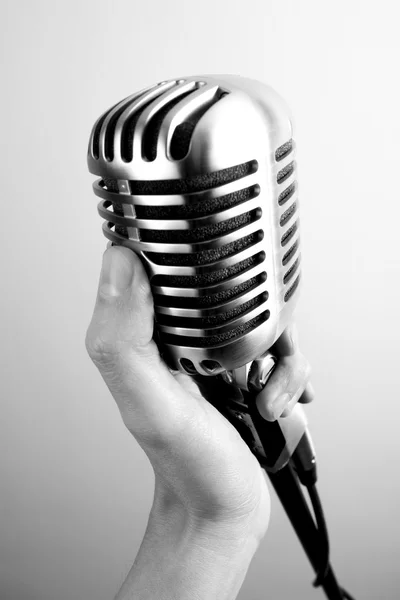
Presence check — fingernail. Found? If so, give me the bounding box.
[99,248,134,298]
[272,393,291,419]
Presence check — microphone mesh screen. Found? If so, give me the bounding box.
[156,292,267,329]
[154,273,266,309]
[277,161,295,185]
[275,139,293,161]
[103,160,258,255]
[278,181,296,206]
[283,256,300,284]
[130,161,255,193]
[136,185,258,220]
[279,202,297,226]
[152,252,264,288]
[282,238,299,266]
[140,209,260,244]
[146,232,261,267]
[281,220,298,246]
[160,312,270,348]
[103,159,270,347]
[284,274,301,302]
[275,139,301,302]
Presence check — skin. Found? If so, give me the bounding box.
[85,245,313,600]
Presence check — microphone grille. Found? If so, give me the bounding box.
[102,160,269,349]
[90,79,227,166]
[88,75,302,374]
[275,139,301,303]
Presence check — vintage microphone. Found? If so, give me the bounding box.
[87,75,354,599]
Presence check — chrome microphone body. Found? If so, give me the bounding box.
[87,74,307,473]
[88,75,300,378]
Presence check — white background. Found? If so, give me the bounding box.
[1,1,400,598]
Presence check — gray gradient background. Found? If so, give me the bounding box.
[1,0,399,598]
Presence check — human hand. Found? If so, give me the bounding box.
[85,245,313,543]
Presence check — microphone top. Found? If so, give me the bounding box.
[88,74,293,180]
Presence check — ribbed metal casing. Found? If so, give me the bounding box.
[87,75,301,376]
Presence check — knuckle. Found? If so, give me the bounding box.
[303,357,312,380]
[85,327,120,369]
[287,322,299,353]
[297,351,312,380]
[283,353,311,399]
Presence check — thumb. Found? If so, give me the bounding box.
[88,245,155,352]
[85,245,200,445]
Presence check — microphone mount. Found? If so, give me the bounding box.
[221,351,276,393]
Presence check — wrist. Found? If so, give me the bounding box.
[115,488,264,600]
[150,480,267,552]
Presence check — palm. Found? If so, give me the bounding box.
[147,363,271,533]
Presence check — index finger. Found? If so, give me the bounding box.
[269,321,314,409]
[270,322,298,358]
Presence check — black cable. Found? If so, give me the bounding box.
[290,447,356,599]
[300,479,355,599]
[267,464,345,599]
[217,388,356,600]
[307,483,330,586]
